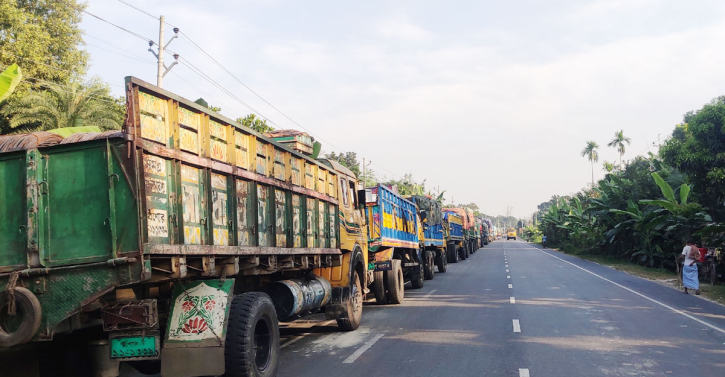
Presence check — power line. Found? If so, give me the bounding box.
[2,52,123,88]
[117,0,159,20]
[86,43,155,64]
[177,58,273,124]
[168,70,242,121]
[82,10,154,45]
[109,1,405,181]
[83,33,155,61]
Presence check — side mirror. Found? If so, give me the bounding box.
[358,189,374,209]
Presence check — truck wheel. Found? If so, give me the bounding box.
[0,287,42,347]
[337,271,363,331]
[448,247,459,264]
[423,250,435,280]
[386,260,405,304]
[372,270,388,304]
[224,292,279,377]
[437,250,448,273]
[459,246,467,260]
[411,262,424,289]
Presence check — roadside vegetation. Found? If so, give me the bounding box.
[533,96,725,296]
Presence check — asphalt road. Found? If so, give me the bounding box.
[276,240,725,377]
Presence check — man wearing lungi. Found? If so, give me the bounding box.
[678,240,701,295]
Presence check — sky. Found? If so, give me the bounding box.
[80,0,725,218]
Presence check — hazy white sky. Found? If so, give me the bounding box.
[81,0,725,218]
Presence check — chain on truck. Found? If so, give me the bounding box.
[0,77,373,377]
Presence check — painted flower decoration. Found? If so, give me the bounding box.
[204,299,216,311]
[182,300,194,312]
[181,317,208,334]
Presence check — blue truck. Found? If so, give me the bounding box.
[365,185,425,304]
[443,211,466,263]
[408,195,447,278]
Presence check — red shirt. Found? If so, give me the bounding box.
[698,248,707,262]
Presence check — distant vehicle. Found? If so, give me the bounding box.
[507,229,517,240]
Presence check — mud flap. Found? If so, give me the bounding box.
[324,286,350,320]
[160,279,234,377]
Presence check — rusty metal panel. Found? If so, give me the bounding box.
[209,119,228,162]
[235,179,252,246]
[274,189,287,247]
[178,106,201,154]
[306,197,317,248]
[144,154,172,244]
[292,195,302,248]
[211,173,230,246]
[181,164,204,245]
[273,148,285,181]
[138,91,169,146]
[317,169,327,195]
[257,184,270,246]
[290,155,302,186]
[318,200,326,248]
[305,163,315,190]
[255,140,267,175]
[234,131,250,170]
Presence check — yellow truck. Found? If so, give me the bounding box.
[507,229,517,240]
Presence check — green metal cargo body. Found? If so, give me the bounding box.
[0,77,359,377]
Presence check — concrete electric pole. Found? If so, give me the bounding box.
[148,15,179,88]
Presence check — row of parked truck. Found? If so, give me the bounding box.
[0,77,493,377]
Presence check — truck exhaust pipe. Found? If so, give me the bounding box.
[263,276,332,321]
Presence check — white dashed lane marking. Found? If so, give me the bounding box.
[507,275,511,279]
[422,289,437,299]
[510,297,516,304]
[519,368,530,377]
[342,334,385,364]
[513,319,521,333]
[508,284,513,289]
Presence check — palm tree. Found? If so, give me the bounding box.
[602,161,616,173]
[581,141,599,186]
[2,79,122,133]
[607,130,631,170]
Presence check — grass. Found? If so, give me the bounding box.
[551,247,725,306]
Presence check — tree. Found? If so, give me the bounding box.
[608,130,631,170]
[0,0,88,85]
[237,114,274,134]
[661,97,725,220]
[602,161,616,173]
[2,78,122,133]
[383,173,425,196]
[581,141,599,186]
[325,151,361,176]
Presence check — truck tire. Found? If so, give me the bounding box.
[411,262,424,289]
[372,270,388,305]
[437,250,448,273]
[448,246,459,264]
[337,270,363,331]
[460,246,467,260]
[423,250,435,280]
[0,287,42,347]
[224,292,279,377]
[385,260,404,304]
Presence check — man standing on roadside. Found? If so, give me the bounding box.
[678,239,701,295]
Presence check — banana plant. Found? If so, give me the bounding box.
[0,63,22,102]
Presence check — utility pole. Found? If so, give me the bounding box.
[362,158,372,186]
[148,15,180,88]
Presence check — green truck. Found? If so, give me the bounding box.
[0,77,366,377]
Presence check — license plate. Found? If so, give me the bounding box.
[110,336,158,359]
[374,260,392,271]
